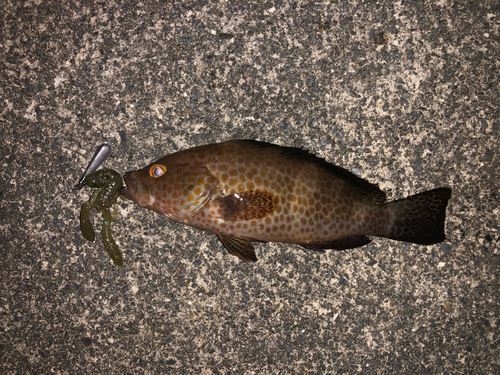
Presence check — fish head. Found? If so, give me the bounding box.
[121,155,219,220]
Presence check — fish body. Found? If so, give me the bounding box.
[121,140,451,262]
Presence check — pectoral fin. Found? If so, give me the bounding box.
[215,190,278,221]
[217,233,257,262]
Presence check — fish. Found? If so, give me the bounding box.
[120,140,451,262]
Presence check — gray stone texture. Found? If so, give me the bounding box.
[1,0,499,373]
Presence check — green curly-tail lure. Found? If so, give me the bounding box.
[80,169,124,267]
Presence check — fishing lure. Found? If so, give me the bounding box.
[29,144,112,229]
[25,144,123,267]
[74,144,111,190]
[79,169,124,267]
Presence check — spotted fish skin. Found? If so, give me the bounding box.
[121,140,451,262]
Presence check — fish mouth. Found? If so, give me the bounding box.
[120,172,153,207]
[119,175,132,199]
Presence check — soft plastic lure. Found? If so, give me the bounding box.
[25,144,126,268]
[79,168,124,267]
[23,144,112,247]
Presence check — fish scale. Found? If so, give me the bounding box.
[121,140,451,262]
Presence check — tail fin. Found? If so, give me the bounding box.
[384,188,451,245]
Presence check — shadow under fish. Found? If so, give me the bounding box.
[119,140,452,263]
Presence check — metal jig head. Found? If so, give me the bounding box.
[74,144,111,190]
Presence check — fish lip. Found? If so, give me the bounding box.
[119,174,133,200]
[119,185,131,197]
[120,172,152,206]
[122,171,137,189]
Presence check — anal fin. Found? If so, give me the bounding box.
[299,235,371,251]
[217,233,257,262]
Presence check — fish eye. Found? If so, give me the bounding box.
[149,164,167,178]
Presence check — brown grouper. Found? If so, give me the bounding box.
[120,140,451,262]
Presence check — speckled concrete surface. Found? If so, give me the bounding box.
[1,0,499,373]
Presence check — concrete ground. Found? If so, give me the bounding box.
[1,0,499,373]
